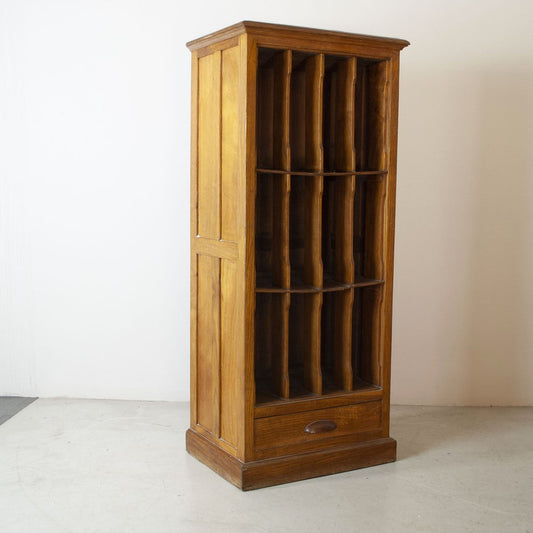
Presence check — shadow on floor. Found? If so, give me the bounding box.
[0,397,38,426]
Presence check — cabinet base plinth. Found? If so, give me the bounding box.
[186,428,397,490]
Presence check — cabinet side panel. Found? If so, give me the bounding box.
[198,51,221,239]
[191,42,247,458]
[220,257,239,448]
[197,254,221,435]
[219,45,242,448]
[190,51,199,428]
[221,46,240,242]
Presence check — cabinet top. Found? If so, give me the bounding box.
[186,21,409,52]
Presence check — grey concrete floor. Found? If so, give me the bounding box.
[0,399,531,533]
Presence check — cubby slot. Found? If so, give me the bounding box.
[255,173,290,290]
[288,293,323,397]
[255,173,274,286]
[256,48,292,290]
[321,289,354,392]
[290,53,324,172]
[323,56,357,172]
[257,48,292,170]
[352,285,383,388]
[322,175,356,285]
[255,293,290,402]
[289,175,324,289]
[355,59,390,172]
[354,176,386,280]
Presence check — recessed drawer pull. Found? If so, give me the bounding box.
[304,420,337,434]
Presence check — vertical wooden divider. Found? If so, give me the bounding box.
[333,57,357,283]
[333,57,357,391]
[365,60,390,389]
[303,54,324,395]
[271,50,292,289]
[333,289,354,389]
[270,50,292,399]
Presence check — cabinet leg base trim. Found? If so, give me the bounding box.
[186,428,396,490]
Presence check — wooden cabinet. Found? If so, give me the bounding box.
[186,21,409,490]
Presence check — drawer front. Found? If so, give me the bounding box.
[254,401,382,451]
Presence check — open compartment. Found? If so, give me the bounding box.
[322,175,356,285]
[323,56,357,172]
[321,288,354,392]
[255,173,290,290]
[255,292,290,403]
[256,48,292,171]
[290,52,324,172]
[352,285,383,389]
[354,176,386,281]
[255,174,274,287]
[289,175,323,289]
[288,293,323,397]
[355,58,390,172]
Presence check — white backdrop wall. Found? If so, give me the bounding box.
[1,0,532,404]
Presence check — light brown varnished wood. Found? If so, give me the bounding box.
[380,52,400,438]
[190,50,199,430]
[192,237,238,261]
[254,400,381,451]
[301,54,324,397]
[334,288,354,390]
[255,384,382,418]
[243,33,258,461]
[220,256,239,449]
[303,292,323,394]
[214,39,240,451]
[190,39,249,459]
[186,21,409,53]
[197,51,221,239]
[187,428,396,490]
[221,46,240,243]
[188,22,407,489]
[196,254,220,435]
[303,54,324,286]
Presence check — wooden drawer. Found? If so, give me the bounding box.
[254,401,382,451]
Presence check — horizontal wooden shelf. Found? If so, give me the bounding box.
[256,168,388,177]
[255,378,382,414]
[256,272,384,293]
